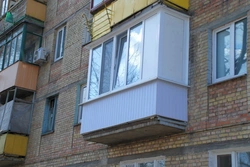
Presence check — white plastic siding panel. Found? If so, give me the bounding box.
[142,13,160,80]
[156,80,187,121]
[158,11,185,84]
[81,82,158,133]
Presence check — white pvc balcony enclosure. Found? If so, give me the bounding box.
[81,5,190,145]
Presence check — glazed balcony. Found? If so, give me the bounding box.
[81,6,189,145]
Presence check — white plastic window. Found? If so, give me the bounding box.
[213,18,247,83]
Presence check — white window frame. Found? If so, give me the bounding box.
[212,17,247,83]
[87,22,144,100]
[209,147,250,167]
[120,156,165,167]
[1,0,8,16]
[54,26,66,61]
[78,86,86,123]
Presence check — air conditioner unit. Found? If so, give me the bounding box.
[33,47,48,65]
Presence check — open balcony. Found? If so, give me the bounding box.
[0,87,34,166]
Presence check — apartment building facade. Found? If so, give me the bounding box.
[0,0,250,167]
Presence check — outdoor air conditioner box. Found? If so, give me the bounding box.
[33,47,48,65]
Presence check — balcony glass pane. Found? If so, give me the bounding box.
[127,23,142,85]
[89,45,102,99]
[0,45,5,71]
[25,33,41,63]
[4,42,11,69]
[15,34,22,61]
[100,40,113,94]
[114,34,127,89]
[9,37,17,65]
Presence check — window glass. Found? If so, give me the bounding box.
[88,22,144,100]
[56,30,62,59]
[127,23,143,85]
[55,26,66,61]
[157,160,165,167]
[216,28,230,79]
[0,45,4,71]
[89,45,102,99]
[1,0,8,16]
[234,18,247,76]
[125,165,135,167]
[15,34,22,61]
[9,37,17,65]
[78,86,86,123]
[42,96,58,134]
[238,152,250,167]
[48,98,56,131]
[217,154,232,167]
[4,42,11,69]
[100,40,113,94]
[138,162,154,167]
[93,0,102,7]
[114,34,128,89]
[25,33,41,63]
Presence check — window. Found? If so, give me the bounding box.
[88,23,143,99]
[211,152,250,167]
[42,95,58,134]
[120,157,165,167]
[1,0,8,16]
[54,26,66,61]
[90,0,114,12]
[92,0,102,7]
[1,0,19,16]
[213,18,247,83]
[78,86,86,123]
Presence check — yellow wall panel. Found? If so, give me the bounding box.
[26,0,46,21]
[92,0,158,40]
[167,0,189,9]
[92,6,112,40]
[4,134,28,156]
[134,0,148,12]
[147,0,157,5]
[91,0,188,40]
[122,0,134,20]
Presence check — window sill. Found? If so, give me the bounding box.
[53,57,63,63]
[41,130,54,136]
[73,122,81,126]
[209,73,247,86]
